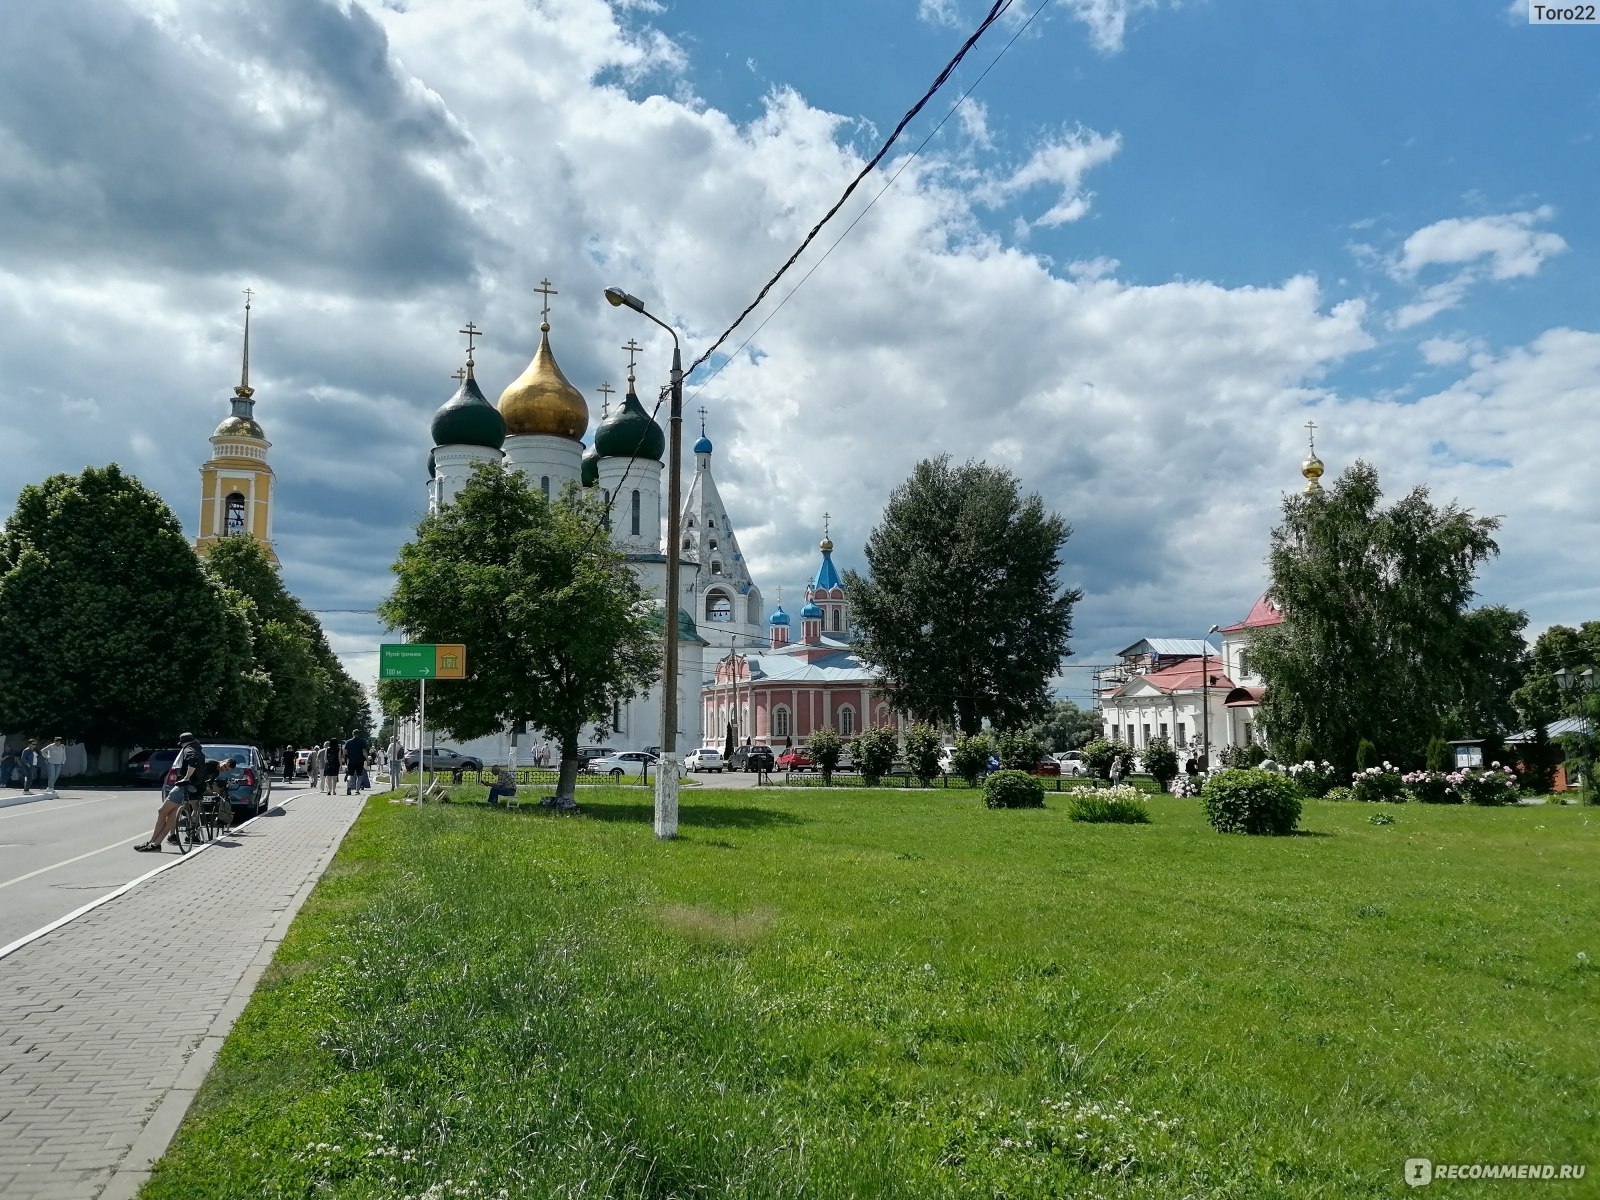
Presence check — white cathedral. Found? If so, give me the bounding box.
[422,287,763,761]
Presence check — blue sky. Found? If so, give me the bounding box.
[0,0,1595,707]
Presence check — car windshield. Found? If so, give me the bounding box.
[203,745,253,764]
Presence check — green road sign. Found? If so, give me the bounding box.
[380,643,467,680]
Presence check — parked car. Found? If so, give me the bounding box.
[587,750,658,778]
[1031,758,1062,777]
[295,748,314,777]
[126,747,179,788]
[1053,751,1089,776]
[403,747,484,773]
[776,749,814,772]
[162,742,275,818]
[743,745,775,773]
[684,747,725,773]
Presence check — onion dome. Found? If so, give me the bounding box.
[581,442,599,487]
[1301,453,1325,495]
[498,322,588,439]
[801,600,824,619]
[214,414,265,438]
[431,364,506,449]
[768,604,790,627]
[593,379,665,461]
[693,433,713,454]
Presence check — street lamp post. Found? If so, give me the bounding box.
[605,286,683,838]
[1200,624,1220,770]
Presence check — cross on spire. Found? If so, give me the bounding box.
[535,278,557,325]
[698,404,708,437]
[823,511,831,540]
[242,287,254,309]
[597,381,615,417]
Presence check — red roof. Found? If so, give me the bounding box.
[1217,593,1284,633]
[1114,660,1235,697]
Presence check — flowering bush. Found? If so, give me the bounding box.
[1286,759,1339,798]
[1352,764,1406,803]
[1064,783,1144,801]
[1451,763,1521,806]
[1170,773,1202,798]
[1067,793,1151,824]
[1402,770,1459,804]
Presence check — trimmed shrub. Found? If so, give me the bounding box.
[808,727,844,782]
[983,769,1045,809]
[1220,743,1267,769]
[851,725,899,785]
[1143,735,1179,792]
[1425,736,1449,773]
[1323,785,1355,803]
[951,733,995,787]
[1200,768,1302,835]
[995,728,1046,772]
[1356,738,1377,772]
[904,723,943,783]
[1067,793,1151,824]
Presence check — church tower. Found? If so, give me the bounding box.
[591,343,665,556]
[198,292,277,563]
[429,323,506,512]
[497,279,588,502]
[680,409,762,635]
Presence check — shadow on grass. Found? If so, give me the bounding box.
[579,799,805,829]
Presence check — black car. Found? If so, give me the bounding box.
[127,747,179,788]
[163,742,275,818]
[743,745,775,773]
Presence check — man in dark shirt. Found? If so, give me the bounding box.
[342,729,368,794]
[135,733,205,852]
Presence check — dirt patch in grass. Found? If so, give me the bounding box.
[656,903,776,944]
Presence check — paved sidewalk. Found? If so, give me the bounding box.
[0,792,365,1200]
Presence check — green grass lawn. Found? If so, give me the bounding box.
[142,788,1599,1199]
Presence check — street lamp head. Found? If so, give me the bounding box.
[1208,624,1221,635]
[604,286,644,313]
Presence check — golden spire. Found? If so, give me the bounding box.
[1301,419,1325,494]
[497,279,588,439]
[234,288,254,400]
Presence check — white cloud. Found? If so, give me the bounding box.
[1418,336,1473,366]
[1388,208,1567,328]
[977,126,1121,228]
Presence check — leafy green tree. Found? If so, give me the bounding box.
[994,728,1045,771]
[200,585,269,739]
[0,465,241,751]
[807,726,845,784]
[1513,622,1600,726]
[1251,461,1502,774]
[380,464,658,805]
[903,723,943,783]
[950,731,994,787]
[256,619,322,748]
[851,724,898,784]
[1081,737,1133,780]
[845,457,1081,736]
[1444,605,1529,739]
[1028,698,1100,752]
[1142,735,1179,792]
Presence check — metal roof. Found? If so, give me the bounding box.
[1115,637,1214,659]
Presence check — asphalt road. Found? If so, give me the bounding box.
[0,781,310,949]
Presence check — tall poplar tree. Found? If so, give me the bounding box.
[845,456,1080,736]
[1251,460,1502,773]
[379,464,659,804]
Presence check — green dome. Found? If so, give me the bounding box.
[580,443,599,486]
[431,370,506,450]
[593,386,665,461]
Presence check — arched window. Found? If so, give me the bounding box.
[224,492,246,536]
[711,561,723,575]
[708,538,718,550]
[772,706,791,737]
[876,702,891,727]
[708,516,716,529]
[831,608,842,632]
[838,705,855,736]
[748,596,762,624]
[630,489,641,536]
[707,593,733,622]
[683,536,693,551]
[540,475,550,500]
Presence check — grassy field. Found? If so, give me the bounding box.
[142,787,1599,1199]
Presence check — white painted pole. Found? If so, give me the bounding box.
[417,677,427,805]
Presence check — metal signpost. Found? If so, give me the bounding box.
[380,644,467,803]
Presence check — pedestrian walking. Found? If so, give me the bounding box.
[307,743,324,789]
[1109,754,1124,786]
[43,736,67,793]
[19,739,41,794]
[342,729,368,794]
[535,739,549,768]
[322,738,340,795]
[282,743,296,782]
[134,733,204,852]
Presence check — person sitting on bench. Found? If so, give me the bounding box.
[485,765,518,807]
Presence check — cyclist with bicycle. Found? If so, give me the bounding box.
[134,732,205,852]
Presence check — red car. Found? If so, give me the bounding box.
[776,750,814,772]
[1030,758,1062,777]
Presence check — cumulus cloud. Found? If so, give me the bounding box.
[1390,207,1568,328]
[977,126,1121,228]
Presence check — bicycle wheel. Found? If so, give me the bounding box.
[175,803,196,853]
[201,802,222,842]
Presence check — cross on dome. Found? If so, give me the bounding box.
[622,338,642,383]
[458,320,483,370]
[699,405,708,437]
[534,278,557,329]
[1305,419,1318,454]
[597,381,615,417]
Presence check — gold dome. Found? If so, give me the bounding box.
[819,537,834,553]
[1301,453,1325,494]
[214,415,265,439]
[498,323,588,439]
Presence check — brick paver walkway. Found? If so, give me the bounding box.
[0,792,365,1200]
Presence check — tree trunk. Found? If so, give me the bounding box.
[555,729,580,805]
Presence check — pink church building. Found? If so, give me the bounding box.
[701,533,894,749]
